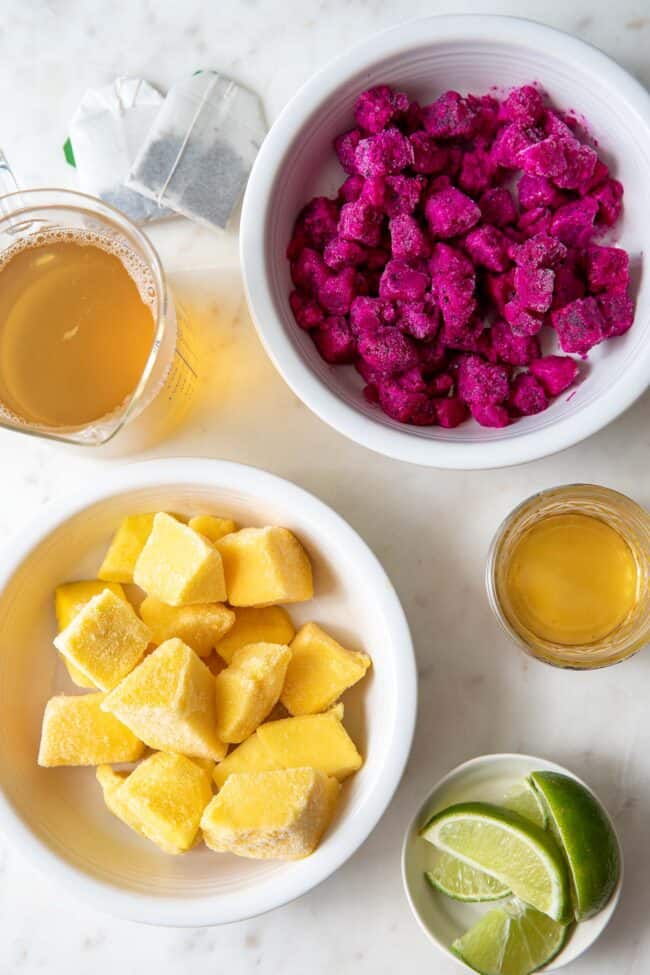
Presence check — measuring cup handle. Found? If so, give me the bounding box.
[0,149,19,208]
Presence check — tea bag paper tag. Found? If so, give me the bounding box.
[127,71,267,231]
[67,77,171,223]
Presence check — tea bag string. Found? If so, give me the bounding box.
[155,74,236,206]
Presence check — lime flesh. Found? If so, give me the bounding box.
[504,782,548,829]
[421,802,571,922]
[529,771,620,920]
[452,900,569,975]
[427,855,510,902]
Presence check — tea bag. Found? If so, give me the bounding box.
[127,71,266,231]
[66,77,171,223]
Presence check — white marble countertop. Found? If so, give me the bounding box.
[1,0,649,971]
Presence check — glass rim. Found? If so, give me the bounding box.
[485,483,650,669]
[0,187,169,446]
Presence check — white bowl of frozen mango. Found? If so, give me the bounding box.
[0,458,415,925]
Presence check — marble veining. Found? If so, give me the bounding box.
[0,1,649,972]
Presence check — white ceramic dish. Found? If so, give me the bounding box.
[240,14,650,469]
[401,753,623,971]
[0,458,416,926]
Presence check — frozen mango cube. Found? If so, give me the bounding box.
[55,579,128,688]
[216,527,313,607]
[140,596,235,657]
[201,767,339,859]
[134,513,227,606]
[117,752,212,854]
[189,515,238,543]
[54,589,151,691]
[257,711,362,780]
[281,622,371,715]
[98,513,156,583]
[96,765,146,835]
[215,606,295,663]
[212,731,277,789]
[214,642,292,743]
[38,693,144,766]
[102,638,226,760]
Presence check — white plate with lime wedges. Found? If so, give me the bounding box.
[401,754,622,974]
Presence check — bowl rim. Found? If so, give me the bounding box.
[0,457,417,926]
[400,751,623,971]
[240,13,650,470]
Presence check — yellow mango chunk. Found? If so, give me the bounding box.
[216,527,313,607]
[190,757,216,776]
[98,513,156,583]
[55,579,127,688]
[212,732,276,789]
[201,767,339,859]
[257,712,362,781]
[96,765,146,835]
[214,642,291,743]
[101,638,226,760]
[38,693,144,767]
[134,513,227,606]
[215,606,295,664]
[189,515,238,543]
[54,589,151,691]
[139,596,235,657]
[116,752,212,854]
[281,623,371,715]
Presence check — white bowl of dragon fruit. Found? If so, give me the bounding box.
[240,14,650,469]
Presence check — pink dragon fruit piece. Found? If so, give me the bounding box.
[334,129,362,174]
[550,197,599,248]
[504,300,544,336]
[409,396,439,426]
[442,318,486,353]
[418,339,449,373]
[317,266,357,315]
[338,199,384,247]
[425,187,481,239]
[289,290,325,331]
[467,93,501,139]
[485,270,515,316]
[397,365,428,392]
[397,301,440,342]
[552,296,606,354]
[379,260,429,302]
[463,225,510,272]
[529,355,579,395]
[458,148,495,196]
[337,174,364,203]
[553,140,598,190]
[513,266,555,313]
[290,247,329,295]
[508,372,549,416]
[323,236,367,270]
[518,207,553,237]
[357,325,420,375]
[422,90,477,139]
[354,85,409,134]
[457,355,509,407]
[376,379,431,422]
[499,85,545,126]
[517,174,566,211]
[349,296,396,337]
[312,316,356,364]
[598,293,635,337]
[363,383,379,404]
[585,245,630,295]
[355,127,414,177]
[297,197,339,249]
[590,178,624,226]
[429,373,454,396]
[544,110,576,140]
[401,100,424,134]
[518,136,570,180]
[577,158,609,196]
[552,261,585,310]
[470,402,511,427]
[409,132,449,175]
[479,187,518,227]
[389,214,430,261]
[490,319,542,366]
[436,396,469,428]
[383,175,426,217]
[359,176,386,209]
[491,123,540,168]
[509,232,567,268]
[429,243,477,333]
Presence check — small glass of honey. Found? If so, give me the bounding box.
[486,484,650,669]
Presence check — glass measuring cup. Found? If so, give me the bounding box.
[0,151,197,446]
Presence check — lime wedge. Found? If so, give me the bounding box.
[420,802,571,922]
[426,854,510,902]
[529,771,620,920]
[504,781,547,829]
[452,900,569,975]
